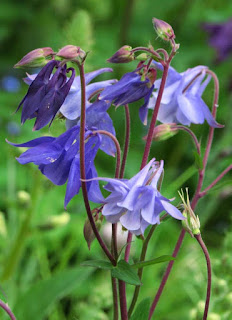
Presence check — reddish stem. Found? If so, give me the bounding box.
[195,234,212,320]
[0,300,16,320]
[78,63,116,266]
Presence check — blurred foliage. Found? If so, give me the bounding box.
[0,0,232,319]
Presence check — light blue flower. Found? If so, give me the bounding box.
[142,62,222,127]
[92,159,184,235]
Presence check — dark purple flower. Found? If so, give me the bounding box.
[17,60,75,130]
[7,126,104,207]
[203,19,232,62]
[99,70,154,109]
[90,159,184,235]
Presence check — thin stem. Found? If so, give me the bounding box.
[119,280,128,320]
[148,228,186,319]
[140,62,170,169]
[156,48,169,61]
[128,225,156,317]
[148,69,220,317]
[111,277,119,320]
[120,104,131,179]
[195,234,212,320]
[200,164,232,197]
[0,300,16,320]
[173,125,201,155]
[131,47,162,61]
[78,63,116,266]
[92,129,121,179]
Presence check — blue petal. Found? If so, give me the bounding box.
[127,159,155,189]
[177,94,205,124]
[120,209,141,231]
[6,136,55,148]
[64,156,81,208]
[159,199,185,220]
[86,165,105,204]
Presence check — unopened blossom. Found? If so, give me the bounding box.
[144,62,222,128]
[203,19,232,62]
[91,159,184,235]
[17,60,75,130]
[99,69,156,113]
[14,47,54,68]
[7,126,104,207]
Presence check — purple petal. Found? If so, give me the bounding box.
[64,156,81,207]
[159,199,184,220]
[177,94,205,124]
[6,136,55,148]
[120,209,141,231]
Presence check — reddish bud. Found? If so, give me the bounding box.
[152,18,175,41]
[56,45,85,60]
[14,47,54,68]
[143,123,178,141]
[107,45,135,63]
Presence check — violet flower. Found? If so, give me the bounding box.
[91,159,184,235]
[66,100,116,157]
[7,126,104,207]
[144,62,221,128]
[17,60,75,130]
[99,70,154,111]
[203,19,232,62]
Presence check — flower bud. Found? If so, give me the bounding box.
[179,188,200,236]
[37,212,70,230]
[17,190,31,208]
[152,18,175,41]
[83,217,102,250]
[56,45,86,60]
[107,45,135,63]
[0,212,7,237]
[143,124,178,141]
[14,47,54,68]
[136,53,149,62]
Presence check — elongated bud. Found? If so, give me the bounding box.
[56,45,86,60]
[152,18,175,41]
[143,123,178,141]
[14,47,54,68]
[83,217,102,250]
[17,190,31,208]
[37,212,70,230]
[179,188,200,236]
[107,45,135,63]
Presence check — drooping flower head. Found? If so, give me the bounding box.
[17,60,75,130]
[91,159,184,235]
[144,62,222,128]
[99,67,156,114]
[7,126,104,208]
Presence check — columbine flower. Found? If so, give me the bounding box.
[91,159,184,235]
[99,69,155,112]
[203,19,232,62]
[59,68,116,120]
[66,100,116,157]
[17,60,75,130]
[145,62,221,128]
[7,126,104,207]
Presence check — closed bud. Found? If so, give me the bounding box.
[56,45,86,60]
[152,18,175,41]
[83,217,102,250]
[179,188,200,236]
[0,212,7,237]
[136,53,149,61]
[37,212,70,230]
[14,47,54,68]
[107,45,135,63]
[143,124,178,141]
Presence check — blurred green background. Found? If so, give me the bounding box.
[0,0,232,319]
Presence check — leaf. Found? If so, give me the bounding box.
[111,260,141,286]
[81,259,113,270]
[131,255,175,269]
[193,151,204,170]
[14,267,93,320]
[130,298,151,320]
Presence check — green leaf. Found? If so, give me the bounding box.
[81,259,113,270]
[111,260,141,286]
[193,151,204,170]
[130,298,151,320]
[14,267,93,320]
[131,255,175,269]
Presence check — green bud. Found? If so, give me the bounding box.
[179,188,200,236]
[136,53,149,61]
[197,300,205,314]
[152,18,175,41]
[208,313,221,320]
[143,124,178,142]
[14,47,54,68]
[37,212,70,231]
[17,190,31,208]
[83,217,102,250]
